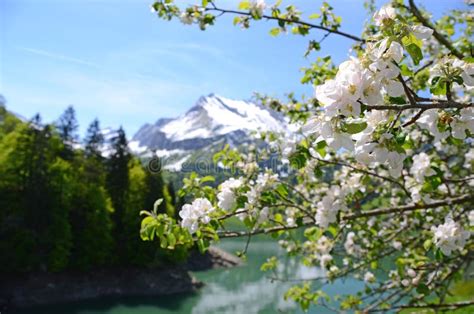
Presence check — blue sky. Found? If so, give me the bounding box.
[0,0,466,137]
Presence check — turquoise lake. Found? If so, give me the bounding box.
[17,237,364,314]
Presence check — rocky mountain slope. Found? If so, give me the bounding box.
[131,94,288,171]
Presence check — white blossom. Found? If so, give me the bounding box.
[432,217,470,255]
[217,177,243,211]
[406,268,416,278]
[179,12,194,25]
[453,59,474,86]
[417,109,449,143]
[304,116,354,151]
[355,132,406,177]
[315,187,346,228]
[431,57,474,87]
[451,108,474,139]
[250,0,266,16]
[179,198,215,233]
[410,152,435,183]
[315,58,369,117]
[373,4,396,26]
[344,232,362,256]
[411,25,433,40]
[392,241,402,250]
[364,271,376,283]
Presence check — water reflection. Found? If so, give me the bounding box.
[16,238,364,314]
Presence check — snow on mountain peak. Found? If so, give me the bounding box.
[129,93,290,171]
[158,94,285,142]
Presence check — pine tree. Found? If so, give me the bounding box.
[56,106,79,160]
[143,157,165,214]
[84,118,104,159]
[105,127,131,262]
[0,115,72,272]
[68,152,113,270]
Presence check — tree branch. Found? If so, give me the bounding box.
[402,108,426,127]
[217,195,473,237]
[366,100,472,111]
[312,156,410,197]
[204,6,364,42]
[397,300,474,310]
[343,194,473,220]
[408,0,464,59]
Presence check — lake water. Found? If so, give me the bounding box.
[17,237,364,314]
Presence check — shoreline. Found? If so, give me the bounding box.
[0,246,240,312]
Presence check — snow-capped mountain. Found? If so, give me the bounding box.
[131,93,288,170]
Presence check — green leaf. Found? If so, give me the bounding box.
[304,227,322,241]
[156,224,165,238]
[167,233,176,249]
[314,167,323,178]
[430,78,447,95]
[388,96,407,105]
[202,0,208,7]
[289,151,307,169]
[309,13,320,19]
[452,75,464,85]
[260,256,278,271]
[140,216,157,241]
[159,236,168,249]
[405,43,423,65]
[274,213,283,223]
[200,175,215,184]
[238,0,250,10]
[327,226,338,238]
[343,121,368,134]
[275,184,289,198]
[416,284,430,296]
[316,140,327,157]
[197,238,209,253]
[423,239,432,251]
[269,27,281,36]
[399,64,413,76]
[233,16,241,26]
[370,261,378,269]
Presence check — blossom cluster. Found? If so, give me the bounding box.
[153,2,473,307]
[305,37,429,176]
[217,177,243,211]
[250,0,266,17]
[179,198,215,233]
[240,172,279,222]
[315,186,347,228]
[431,217,470,256]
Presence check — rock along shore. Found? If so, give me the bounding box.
[0,246,240,312]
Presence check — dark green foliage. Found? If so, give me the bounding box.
[105,127,131,262]
[0,116,72,272]
[56,106,79,160]
[68,152,114,270]
[84,118,104,159]
[0,104,178,273]
[143,162,166,214]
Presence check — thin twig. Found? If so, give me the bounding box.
[203,6,364,42]
[367,101,472,111]
[343,194,473,219]
[217,194,473,237]
[408,0,464,59]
